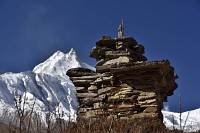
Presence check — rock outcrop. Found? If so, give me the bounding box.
[67,27,177,122]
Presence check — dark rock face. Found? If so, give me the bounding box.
[66,36,177,122]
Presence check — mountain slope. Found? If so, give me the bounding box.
[163,109,200,132]
[0,49,95,125]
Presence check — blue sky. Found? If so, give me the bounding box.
[0,0,200,111]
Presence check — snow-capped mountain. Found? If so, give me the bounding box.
[0,48,199,132]
[0,48,95,125]
[33,48,95,77]
[163,109,200,132]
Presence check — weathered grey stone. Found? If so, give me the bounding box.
[105,50,130,58]
[120,87,133,92]
[85,110,96,118]
[76,87,88,93]
[130,113,158,119]
[76,87,86,91]
[115,104,137,109]
[143,106,158,113]
[102,56,132,66]
[138,92,156,101]
[77,93,97,98]
[107,95,138,103]
[98,87,115,95]
[94,102,104,109]
[140,105,158,108]
[138,99,157,105]
[70,74,102,80]
[66,67,95,77]
[96,59,107,66]
[119,117,129,120]
[94,76,113,84]
[88,85,97,91]
[140,92,156,96]
[73,79,93,86]
[98,94,107,100]
[107,107,136,112]
[80,97,102,104]
[79,107,93,113]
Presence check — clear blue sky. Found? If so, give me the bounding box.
[0,0,199,112]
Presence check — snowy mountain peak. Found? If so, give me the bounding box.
[68,48,76,55]
[33,49,95,78]
[52,50,65,57]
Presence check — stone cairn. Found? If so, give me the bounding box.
[67,22,177,122]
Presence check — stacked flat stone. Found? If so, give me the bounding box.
[66,36,177,121]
